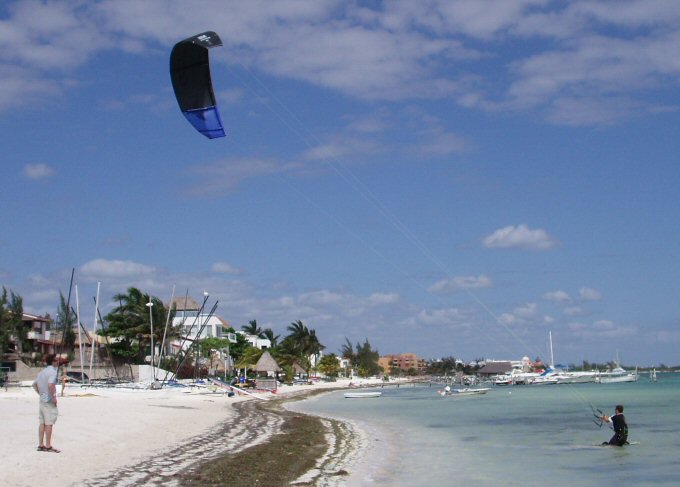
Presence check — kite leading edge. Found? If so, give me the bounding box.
[170,31,226,139]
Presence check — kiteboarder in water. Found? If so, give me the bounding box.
[601,405,628,446]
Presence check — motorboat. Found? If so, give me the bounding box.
[344,391,382,398]
[596,367,638,383]
[554,371,598,384]
[438,386,490,396]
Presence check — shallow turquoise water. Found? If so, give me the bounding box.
[291,375,680,486]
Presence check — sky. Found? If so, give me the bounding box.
[2,0,680,367]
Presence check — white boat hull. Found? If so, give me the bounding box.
[597,374,638,383]
[344,391,382,398]
[439,388,490,396]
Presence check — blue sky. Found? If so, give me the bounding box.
[2,0,679,366]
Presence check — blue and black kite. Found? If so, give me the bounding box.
[170,31,226,139]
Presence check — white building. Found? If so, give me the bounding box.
[236,331,271,350]
[168,296,231,353]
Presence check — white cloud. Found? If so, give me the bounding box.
[184,158,284,196]
[499,312,518,325]
[579,287,602,301]
[80,259,155,279]
[298,290,348,306]
[211,262,244,275]
[23,163,55,180]
[483,224,558,250]
[544,290,571,302]
[419,129,468,156]
[413,307,469,326]
[569,319,638,339]
[0,0,679,127]
[496,303,541,328]
[367,292,400,306]
[563,306,585,316]
[514,303,537,319]
[428,274,492,294]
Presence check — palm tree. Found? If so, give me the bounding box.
[282,320,325,377]
[235,346,263,371]
[262,328,279,347]
[340,337,355,362]
[0,287,26,359]
[103,287,173,363]
[242,319,263,338]
[56,291,76,356]
[340,337,356,377]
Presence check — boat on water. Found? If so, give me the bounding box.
[344,391,382,398]
[553,371,598,384]
[530,375,559,385]
[438,386,490,396]
[596,366,638,383]
[529,366,559,385]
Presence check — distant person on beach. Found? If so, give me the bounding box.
[601,404,628,446]
[32,354,60,453]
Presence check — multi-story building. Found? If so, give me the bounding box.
[169,296,232,353]
[168,296,270,353]
[380,352,427,374]
[1,313,60,381]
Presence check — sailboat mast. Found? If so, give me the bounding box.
[549,331,554,369]
[89,282,100,380]
[75,285,85,383]
[158,285,176,375]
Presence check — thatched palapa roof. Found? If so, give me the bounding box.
[477,361,513,376]
[254,351,281,372]
[168,296,201,311]
[292,362,306,374]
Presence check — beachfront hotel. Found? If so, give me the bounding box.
[379,353,427,374]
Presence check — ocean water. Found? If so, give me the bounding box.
[289,375,680,486]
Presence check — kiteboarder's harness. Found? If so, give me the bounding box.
[592,405,628,445]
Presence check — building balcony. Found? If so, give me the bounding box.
[27,331,51,341]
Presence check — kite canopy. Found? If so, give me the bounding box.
[170,31,226,139]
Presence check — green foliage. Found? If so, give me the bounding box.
[197,336,233,369]
[261,328,279,347]
[225,329,250,364]
[342,338,381,378]
[102,287,174,363]
[278,320,325,376]
[317,353,341,378]
[427,356,459,375]
[235,346,263,369]
[279,364,295,384]
[0,287,25,357]
[241,319,263,337]
[56,291,76,353]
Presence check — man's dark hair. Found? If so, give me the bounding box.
[45,353,57,365]
[615,405,624,413]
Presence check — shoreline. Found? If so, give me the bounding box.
[0,378,389,486]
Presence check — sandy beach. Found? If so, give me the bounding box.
[0,379,382,487]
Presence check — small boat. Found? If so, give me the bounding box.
[530,376,559,385]
[596,365,638,384]
[438,386,490,396]
[344,391,382,398]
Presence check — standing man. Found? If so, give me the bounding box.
[601,404,628,446]
[32,354,60,453]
